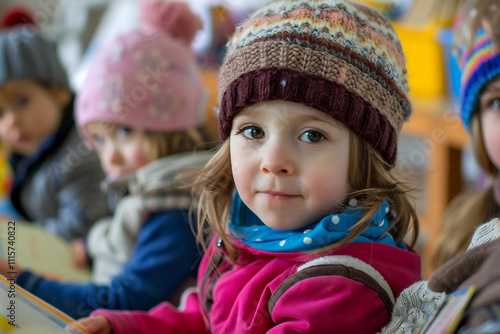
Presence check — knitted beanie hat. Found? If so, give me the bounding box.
[76,0,205,137]
[218,0,411,166]
[452,0,500,131]
[0,25,68,88]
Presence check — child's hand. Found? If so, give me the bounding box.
[69,239,88,268]
[0,258,10,277]
[0,258,21,278]
[70,315,112,334]
[0,215,11,221]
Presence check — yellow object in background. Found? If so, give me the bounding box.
[354,1,448,99]
[357,0,394,12]
[0,315,16,331]
[393,21,446,99]
[0,146,12,198]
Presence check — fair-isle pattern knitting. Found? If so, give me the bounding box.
[227,1,409,103]
[217,0,411,166]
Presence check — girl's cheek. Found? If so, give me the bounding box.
[129,135,157,169]
[482,113,500,168]
[132,150,154,168]
[486,140,500,167]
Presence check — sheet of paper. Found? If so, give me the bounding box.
[0,275,88,333]
[420,286,476,334]
[0,221,90,282]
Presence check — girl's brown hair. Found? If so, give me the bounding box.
[192,130,419,262]
[144,127,208,158]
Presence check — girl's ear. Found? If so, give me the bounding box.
[48,85,72,108]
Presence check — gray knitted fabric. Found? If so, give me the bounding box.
[467,218,500,250]
[379,281,445,334]
[0,25,68,87]
[381,218,500,334]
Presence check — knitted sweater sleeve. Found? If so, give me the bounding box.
[91,290,208,334]
[15,210,199,319]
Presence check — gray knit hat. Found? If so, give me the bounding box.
[0,25,68,87]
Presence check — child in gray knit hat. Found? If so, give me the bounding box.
[0,24,109,240]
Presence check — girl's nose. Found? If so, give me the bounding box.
[260,139,295,175]
[3,111,20,129]
[105,142,124,166]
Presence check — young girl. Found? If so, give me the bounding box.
[78,0,421,332]
[0,0,211,319]
[432,0,500,269]
[0,23,110,240]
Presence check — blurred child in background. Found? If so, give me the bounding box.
[77,0,421,333]
[0,23,109,240]
[0,0,212,319]
[433,0,500,269]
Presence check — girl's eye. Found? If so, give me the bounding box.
[482,95,500,112]
[240,126,264,140]
[300,130,325,143]
[117,126,132,137]
[92,136,105,147]
[15,97,28,108]
[491,99,500,110]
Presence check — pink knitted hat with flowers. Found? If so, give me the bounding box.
[76,0,205,137]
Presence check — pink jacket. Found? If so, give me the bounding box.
[93,239,421,333]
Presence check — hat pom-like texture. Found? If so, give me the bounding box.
[76,0,205,138]
[140,0,202,45]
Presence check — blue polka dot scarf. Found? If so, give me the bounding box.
[228,191,407,252]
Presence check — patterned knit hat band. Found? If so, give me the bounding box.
[218,0,411,166]
[219,67,399,164]
[219,41,407,132]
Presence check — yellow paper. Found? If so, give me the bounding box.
[0,221,90,282]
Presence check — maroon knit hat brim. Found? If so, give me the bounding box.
[219,68,398,165]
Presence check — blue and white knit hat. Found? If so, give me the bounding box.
[217,0,411,166]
